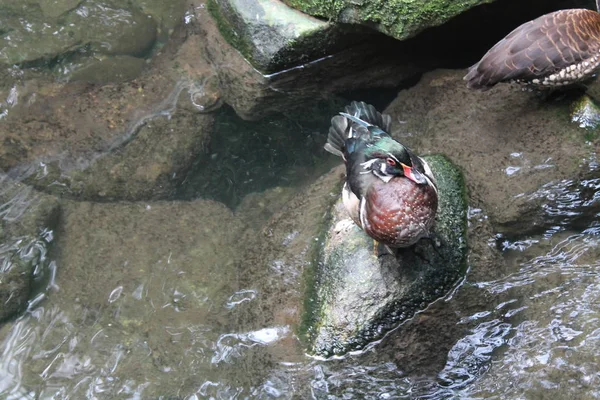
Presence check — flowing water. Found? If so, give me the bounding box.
[1,1,600,399]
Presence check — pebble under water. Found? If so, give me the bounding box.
[1,1,600,399]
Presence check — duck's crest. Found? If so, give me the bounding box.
[324,101,392,157]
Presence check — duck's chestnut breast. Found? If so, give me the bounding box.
[362,177,438,247]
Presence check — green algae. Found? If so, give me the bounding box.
[283,0,494,40]
[208,0,345,73]
[207,0,256,66]
[297,177,343,346]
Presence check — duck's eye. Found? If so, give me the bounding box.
[386,158,397,166]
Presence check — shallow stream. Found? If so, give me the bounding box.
[1,1,600,399]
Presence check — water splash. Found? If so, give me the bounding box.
[211,326,290,364]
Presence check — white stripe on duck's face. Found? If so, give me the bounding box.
[385,152,400,164]
[373,167,393,182]
[359,158,394,183]
[359,196,369,230]
[421,159,438,194]
[359,158,378,170]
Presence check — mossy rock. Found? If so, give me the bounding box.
[282,0,494,41]
[302,154,468,357]
[207,0,375,74]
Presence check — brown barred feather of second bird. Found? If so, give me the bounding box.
[464,9,600,90]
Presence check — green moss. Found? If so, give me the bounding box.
[282,0,346,19]
[284,0,494,40]
[206,0,255,64]
[297,180,343,346]
[583,130,599,142]
[423,154,469,274]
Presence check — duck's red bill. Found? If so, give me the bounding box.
[402,163,427,185]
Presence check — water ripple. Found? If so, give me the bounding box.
[211,326,290,365]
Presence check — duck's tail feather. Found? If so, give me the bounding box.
[324,101,392,157]
[324,115,349,157]
[344,101,392,133]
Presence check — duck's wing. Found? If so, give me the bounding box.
[464,9,600,90]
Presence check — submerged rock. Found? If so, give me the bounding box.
[0,1,157,67]
[38,0,82,18]
[65,1,157,57]
[0,22,217,201]
[65,55,148,84]
[303,155,468,357]
[1,81,214,201]
[0,176,60,323]
[5,198,248,394]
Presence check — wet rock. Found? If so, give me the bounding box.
[65,55,148,84]
[282,0,494,41]
[56,198,245,308]
[13,108,212,201]
[65,1,157,57]
[0,24,216,201]
[208,0,359,74]
[0,1,157,67]
[176,74,223,114]
[235,186,298,228]
[496,175,600,239]
[0,175,60,323]
[385,69,599,236]
[570,94,600,130]
[233,166,344,334]
[194,0,421,120]
[27,199,246,387]
[304,155,468,357]
[38,0,82,18]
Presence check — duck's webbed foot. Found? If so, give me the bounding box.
[410,232,444,262]
[374,240,397,258]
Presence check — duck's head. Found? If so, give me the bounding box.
[360,138,429,185]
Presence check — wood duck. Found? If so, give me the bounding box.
[464,2,600,91]
[324,101,438,249]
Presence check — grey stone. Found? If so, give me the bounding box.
[208,0,345,74]
[66,55,148,84]
[385,68,600,236]
[38,0,82,18]
[304,154,468,357]
[281,0,494,41]
[197,0,420,120]
[0,24,216,202]
[0,0,157,67]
